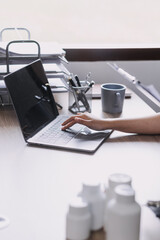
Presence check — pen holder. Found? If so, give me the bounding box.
[68,81,92,114]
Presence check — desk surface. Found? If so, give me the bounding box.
[0,91,160,240]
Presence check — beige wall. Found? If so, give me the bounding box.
[1,0,160,44]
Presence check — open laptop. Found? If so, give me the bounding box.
[4,59,112,153]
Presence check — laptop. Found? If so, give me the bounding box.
[4,59,112,153]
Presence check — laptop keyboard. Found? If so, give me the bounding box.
[35,115,81,145]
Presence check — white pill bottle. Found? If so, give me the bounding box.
[66,197,91,240]
[79,181,106,231]
[104,173,132,231]
[106,184,141,240]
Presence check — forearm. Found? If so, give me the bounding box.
[105,113,160,134]
[61,113,160,134]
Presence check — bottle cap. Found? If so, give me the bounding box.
[82,181,101,195]
[115,184,135,203]
[69,197,89,216]
[109,173,132,189]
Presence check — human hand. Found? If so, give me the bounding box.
[61,113,106,131]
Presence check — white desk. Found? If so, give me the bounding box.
[0,91,160,240]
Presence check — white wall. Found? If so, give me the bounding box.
[1,0,160,44]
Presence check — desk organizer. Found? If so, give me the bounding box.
[68,81,93,113]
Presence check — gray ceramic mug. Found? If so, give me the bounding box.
[101,83,126,114]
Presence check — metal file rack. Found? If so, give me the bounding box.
[0,29,70,106]
[0,27,31,41]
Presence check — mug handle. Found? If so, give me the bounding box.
[114,92,121,106]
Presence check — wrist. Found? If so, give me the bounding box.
[100,119,113,130]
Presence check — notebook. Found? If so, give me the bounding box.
[4,59,112,153]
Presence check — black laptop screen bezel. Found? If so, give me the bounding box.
[4,59,59,141]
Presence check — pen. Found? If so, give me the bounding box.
[88,80,95,88]
[74,75,81,87]
[85,80,95,93]
[85,72,91,83]
[68,77,76,87]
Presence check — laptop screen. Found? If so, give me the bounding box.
[4,59,59,140]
